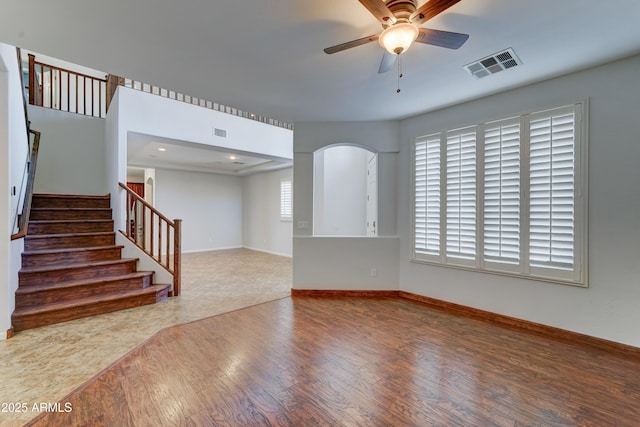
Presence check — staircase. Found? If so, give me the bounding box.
[11,193,170,332]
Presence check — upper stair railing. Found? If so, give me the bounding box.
[25,53,293,129]
[119,77,294,130]
[119,183,182,297]
[28,54,108,118]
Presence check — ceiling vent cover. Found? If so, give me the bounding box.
[463,48,521,79]
[214,128,227,138]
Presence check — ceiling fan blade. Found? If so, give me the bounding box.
[411,0,461,26]
[324,34,379,54]
[358,0,396,26]
[415,28,469,49]
[378,51,397,74]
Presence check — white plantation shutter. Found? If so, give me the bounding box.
[484,119,521,266]
[446,128,476,261]
[280,180,292,220]
[529,107,576,271]
[414,134,441,257]
[411,102,586,286]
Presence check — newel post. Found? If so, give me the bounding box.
[173,219,182,297]
[105,74,124,112]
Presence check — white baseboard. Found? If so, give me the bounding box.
[180,246,243,254]
[178,246,292,258]
[242,246,292,258]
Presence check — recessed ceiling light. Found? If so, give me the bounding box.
[158,147,167,152]
[229,155,237,160]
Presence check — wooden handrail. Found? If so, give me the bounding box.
[11,130,41,241]
[11,47,39,241]
[28,54,107,118]
[16,48,30,137]
[119,183,182,296]
[25,53,293,129]
[32,57,106,84]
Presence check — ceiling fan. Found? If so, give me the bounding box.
[324,0,469,74]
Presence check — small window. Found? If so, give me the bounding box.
[280,179,292,221]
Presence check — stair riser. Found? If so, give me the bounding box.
[25,234,115,251]
[30,209,112,221]
[22,247,123,268]
[31,196,110,209]
[19,261,138,287]
[28,220,114,235]
[15,275,154,309]
[15,193,169,333]
[12,288,168,332]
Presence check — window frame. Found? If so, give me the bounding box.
[280,179,293,222]
[410,100,588,287]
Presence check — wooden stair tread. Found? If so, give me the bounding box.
[25,231,115,239]
[16,192,171,332]
[31,207,111,211]
[29,219,113,224]
[20,258,138,274]
[33,193,110,199]
[23,245,124,256]
[12,285,169,317]
[15,272,154,294]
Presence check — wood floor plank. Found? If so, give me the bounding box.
[26,297,640,426]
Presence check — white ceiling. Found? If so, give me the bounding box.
[127,132,292,176]
[2,0,640,124]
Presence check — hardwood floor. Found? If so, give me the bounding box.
[27,296,640,426]
[0,248,291,427]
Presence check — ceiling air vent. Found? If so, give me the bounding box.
[463,48,521,79]
[213,128,227,138]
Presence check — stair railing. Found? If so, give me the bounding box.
[11,130,40,241]
[12,47,41,241]
[28,54,108,118]
[25,53,293,129]
[119,183,182,296]
[119,77,294,130]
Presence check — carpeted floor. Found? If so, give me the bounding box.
[0,248,291,427]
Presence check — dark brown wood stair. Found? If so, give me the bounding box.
[12,193,170,332]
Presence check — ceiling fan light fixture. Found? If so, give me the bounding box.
[378,22,419,55]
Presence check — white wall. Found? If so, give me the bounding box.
[293,237,399,290]
[293,121,400,290]
[28,105,106,195]
[293,54,640,348]
[103,86,293,282]
[154,169,243,253]
[398,54,640,347]
[313,146,368,236]
[109,86,293,233]
[242,167,293,257]
[0,43,29,338]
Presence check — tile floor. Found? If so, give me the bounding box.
[0,248,291,426]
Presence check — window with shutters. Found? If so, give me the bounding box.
[280,179,292,221]
[411,102,587,286]
[483,118,521,271]
[446,128,477,264]
[414,134,440,257]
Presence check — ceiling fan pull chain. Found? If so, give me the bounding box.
[397,54,403,93]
